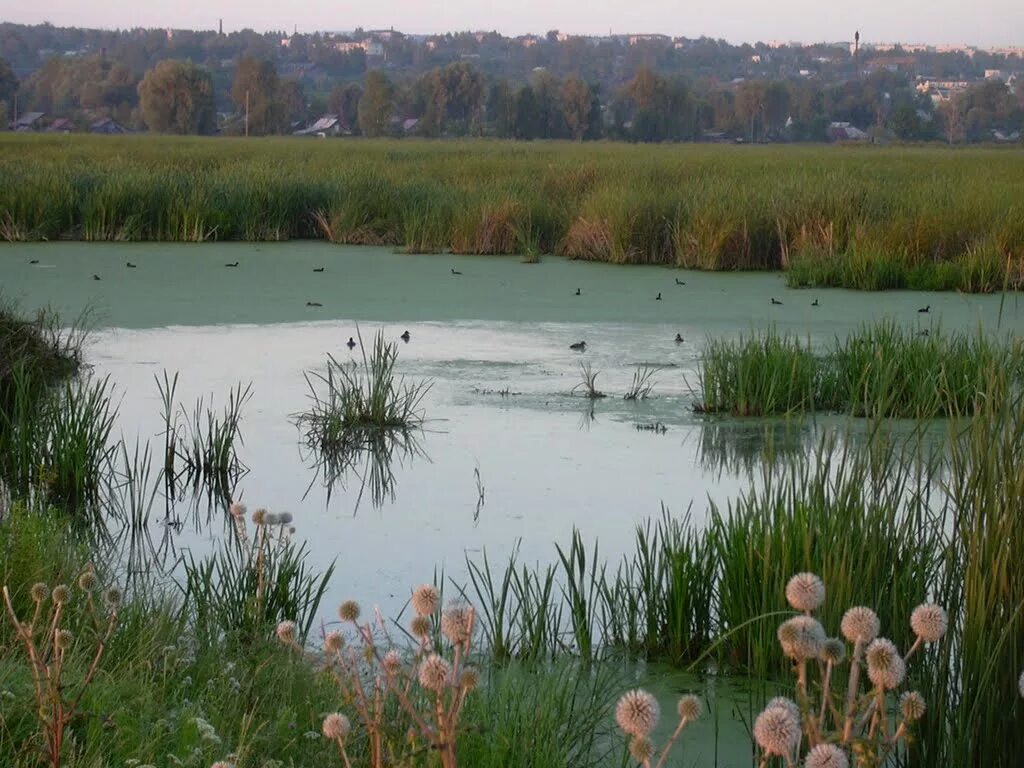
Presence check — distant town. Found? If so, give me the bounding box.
[0,21,1020,143]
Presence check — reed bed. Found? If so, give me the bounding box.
[2,136,1024,291]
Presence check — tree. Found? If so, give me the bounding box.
[561,76,591,140]
[232,57,287,135]
[329,82,362,131]
[887,105,923,140]
[137,60,215,134]
[0,57,18,106]
[358,70,394,137]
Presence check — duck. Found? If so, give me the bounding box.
[918,305,930,313]
[29,259,39,264]
[771,297,783,305]
[918,329,930,337]
[655,292,662,301]
[306,301,322,307]
[225,261,239,267]
[675,278,686,285]
[811,299,819,307]
[313,267,325,273]
[575,288,581,296]
[92,274,102,281]
[347,337,357,350]
[675,333,684,343]
[126,262,137,268]
[451,268,462,275]
[569,341,587,351]
[400,330,411,342]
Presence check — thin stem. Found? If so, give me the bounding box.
[842,638,864,743]
[653,716,690,768]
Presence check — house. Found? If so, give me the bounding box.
[91,117,127,135]
[13,112,45,131]
[401,118,419,134]
[46,118,74,133]
[828,122,870,141]
[294,115,341,137]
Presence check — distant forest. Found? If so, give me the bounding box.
[0,21,1021,142]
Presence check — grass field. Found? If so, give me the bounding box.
[2,135,1024,291]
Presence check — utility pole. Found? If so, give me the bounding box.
[245,90,250,137]
[854,30,860,79]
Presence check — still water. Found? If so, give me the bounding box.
[3,242,1023,624]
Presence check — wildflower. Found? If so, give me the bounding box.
[52,584,70,605]
[910,603,948,643]
[753,705,800,757]
[228,501,246,518]
[228,677,241,693]
[324,630,344,653]
[628,736,655,762]
[322,713,351,741]
[418,654,452,692]
[30,582,49,603]
[615,689,660,738]
[785,572,825,613]
[767,696,800,719]
[279,512,293,524]
[805,744,849,768]
[288,526,296,535]
[460,666,480,691]
[104,586,123,609]
[410,615,431,639]
[55,629,73,650]
[866,638,906,690]
[338,600,360,622]
[900,691,926,721]
[440,601,474,645]
[210,763,235,768]
[411,584,440,617]
[777,616,826,660]
[77,570,97,592]
[263,512,280,526]
[840,606,880,644]
[821,638,847,664]
[382,649,402,676]
[677,694,702,722]
[252,508,267,525]
[275,621,296,644]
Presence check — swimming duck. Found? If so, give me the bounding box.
[918,329,930,337]
[400,330,411,342]
[92,274,102,281]
[771,297,783,305]
[225,261,239,267]
[675,333,684,343]
[29,259,39,264]
[451,268,462,275]
[811,299,819,307]
[918,305,930,313]
[655,292,662,301]
[306,301,322,307]
[126,262,137,268]
[675,278,686,285]
[575,288,581,296]
[347,337,357,350]
[569,341,587,351]
[313,267,325,273]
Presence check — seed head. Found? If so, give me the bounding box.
[777,616,826,660]
[785,572,825,613]
[338,600,360,622]
[440,601,474,645]
[52,584,70,605]
[628,736,655,763]
[382,649,402,676]
[677,694,702,722]
[821,638,847,665]
[615,689,660,738]
[900,691,926,721]
[30,583,49,603]
[55,629,73,650]
[767,697,800,719]
[411,584,440,617]
[321,713,351,742]
[410,615,431,639]
[324,630,344,653]
[840,606,880,644]
[103,586,123,609]
[910,603,947,643]
[866,638,905,690]
[418,653,452,692]
[278,512,293,525]
[805,743,849,768]
[252,508,267,525]
[460,666,480,691]
[263,512,280,526]
[229,501,246,518]
[276,621,297,644]
[753,705,800,757]
[77,571,97,592]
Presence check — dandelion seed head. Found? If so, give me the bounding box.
[338,600,360,622]
[777,616,826,660]
[440,601,474,645]
[910,604,948,643]
[805,743,849,768]
[52,584,70,605]
[229,501,246,518]
[263,512,280,526]
[288,526,296,535]
[411,584,440,617]
[900,691,926,721]
[614,689,660,738]
[767,697,800,719]
[460,666,480,691]
[628,736,655,763]
[77,571,97,592]
[30,583,49,603]
[866,638,906,690]
[278,512,293,525]
[785,572,825,613]
[104,586,123,609]
[840,606,880,644]
[821,638,847,665]
[321,713,351,741]
[753,705,801,757]
[410,615,431,639]
[275,621,296,644]
[382,649,402,676]
[324,630,344,653]
[677,694,702,722]
[54,629,73,650]
[251,508,267,525]
[418,654,452,692]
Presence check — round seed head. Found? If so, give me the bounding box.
[440,601,474,645]
[866,638,906,690]
[460,666,480,691]
[900,691,926,721]
[417,653,452,692]
[55,629,73,650]
[786,572,826,613]
[615,689,660,738]
[410,615,431,639]
[77,571,97,592]
[252,508,267,525]
[910,603,948,643]
[766,696,800,720]
[841,606,880,644]
[52,584,70,605]
[805,743,849,768]
[778,616,826,660]
[278,512,293,525]
[338,600,360,622]
[321,712,351,741]
[30,583,49,603]
[229,501,246,518]
[753,705,801,757]
[821,638,847,665]
[382,649,402,676]
[103,586,123,609]
[263,512,280,526]
[411,584,440,617]
[275,620,296,644]
[324,630,344,653]
[628,736,655,763]
[677,694,702,722]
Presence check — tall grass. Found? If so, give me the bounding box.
[2,135,1023,291]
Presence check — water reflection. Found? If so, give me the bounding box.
[694,418,813,478]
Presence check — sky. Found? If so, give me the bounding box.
[3,0,1023,48]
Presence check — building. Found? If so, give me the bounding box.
[46,118,74,133]
[294,115,341,137]
[829,122,870,141]
[91,117,127,135]
[13,112,44,131]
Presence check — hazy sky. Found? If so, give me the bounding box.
[4,0,1023,48]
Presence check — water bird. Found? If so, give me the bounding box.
[92,274,102,281]
[655,292,662,301]
[771,297,783,305]
[29,259,39,264]
[126,261,137,268]
[400,330,411,342]
[675,278,686,285]
[306,301,322,307]
[451,268,462,275]
[313,267,325,272]
[225,261,239,267]
[918,329,930,337]
[575,288,581,296]
[811,299,819,306]
[675,333,684,343]
[569,341,587,351]
[918,305,930,313]
[346,337,357,350]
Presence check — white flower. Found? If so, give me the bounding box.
[785,572,825,612]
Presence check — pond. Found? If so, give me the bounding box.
[4,242,1024,623]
